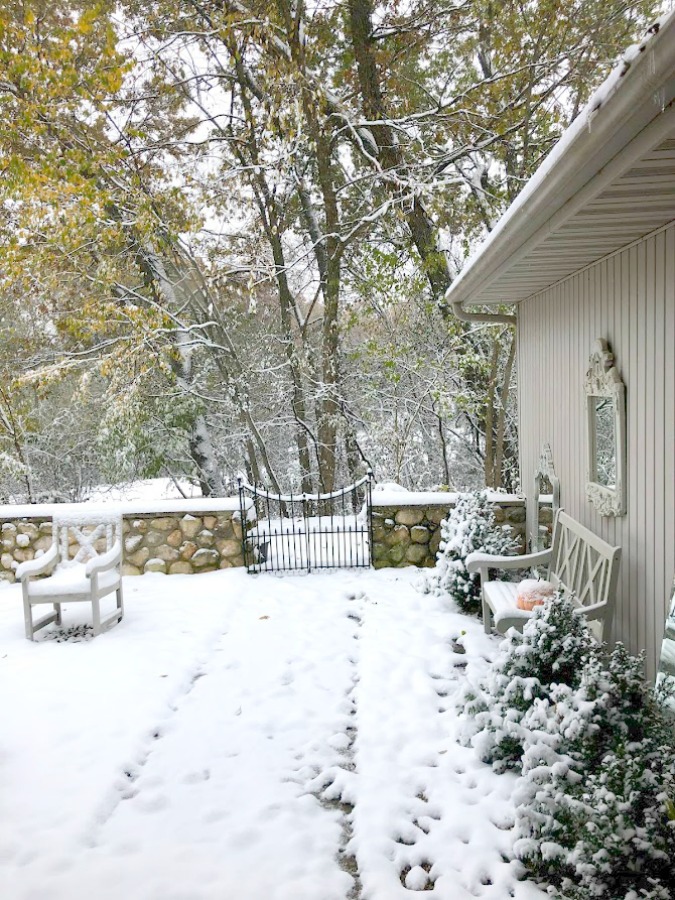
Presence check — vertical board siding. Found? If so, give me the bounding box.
[517,222,675,679]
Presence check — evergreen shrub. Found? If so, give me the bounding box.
[434,490,518,615]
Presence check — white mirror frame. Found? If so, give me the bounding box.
[585,339,626,516]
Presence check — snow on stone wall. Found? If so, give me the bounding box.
[372,497,528,569]
[0,509,244,582]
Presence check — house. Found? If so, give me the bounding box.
[444,12,675,678]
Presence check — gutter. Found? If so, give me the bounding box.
[451,303,516,326]
[445,12,675,317]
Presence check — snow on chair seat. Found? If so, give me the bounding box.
[482,581,533,633]
[466,510,621,641]
[16,510,124,640]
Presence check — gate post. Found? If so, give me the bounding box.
[302,493,311,573]
[367,469,374,567]
[237,476,249,571]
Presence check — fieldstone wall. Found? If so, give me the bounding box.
[0,510,244,582]
[372,498,527,569]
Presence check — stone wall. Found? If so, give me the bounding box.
[0,505,244,582]
[0,494,532,579]
[372,496,527,569]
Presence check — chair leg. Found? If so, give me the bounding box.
[54,604,62,626]
[23,597,34,641]
[117,582,124,621]
[482,592,493,635]
[92,597,101,636]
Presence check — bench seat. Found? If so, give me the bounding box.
[467,510,621,641]
[483,582,532,631]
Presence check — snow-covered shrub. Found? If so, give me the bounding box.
[514,644,675,898]
[434,491,518,614]
[462,593,595,772]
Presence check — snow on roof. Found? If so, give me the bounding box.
[447,10,675,304]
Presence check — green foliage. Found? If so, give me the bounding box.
[462,593,594,769]
[514,645,675,897]
[434,491,518,614]
[462,595,675,897]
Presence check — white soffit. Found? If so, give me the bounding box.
[446,12,675,309]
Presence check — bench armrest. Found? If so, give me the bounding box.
[86,542,122,576]
[16,544,59,580]
[466,547,552,574]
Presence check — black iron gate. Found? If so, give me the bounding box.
[237,472,374,574]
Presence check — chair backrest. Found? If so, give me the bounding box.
[547,511,622,622]
[52,511,123,566]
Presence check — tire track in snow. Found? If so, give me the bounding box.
[84,633,226,846]
[309,588,366,899]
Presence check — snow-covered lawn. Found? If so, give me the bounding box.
[0,569,545,900]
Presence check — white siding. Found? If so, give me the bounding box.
[518,222,675,678]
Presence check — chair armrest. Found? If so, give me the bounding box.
[86,542,122,576]
[16,544,59,580]
[466,547,552,574]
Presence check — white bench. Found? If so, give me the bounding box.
[466,510,621,640]
[16,512,124,640]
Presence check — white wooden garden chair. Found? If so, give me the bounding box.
[16,511,124,640]
[466,510,621,641]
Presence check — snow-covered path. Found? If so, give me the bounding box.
[0,569,544,899]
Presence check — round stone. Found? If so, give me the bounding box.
[388,543,406,564]
[216,539,241,558]
[405,543,428,565]
[180,541,198,560]
[156,546,180,563]
[122,564,142,577]
[410,526,430,544]
[192,549,219,569]
[127,547,150,568]
[166,529,183,548]
[180,515,202,538]
[385,525,410,547]
[395,508,425,527]
[150,517,176,532]
[145,531,164,548]
[425,507,449,525]
[16,534,30,548]
[169,561,194,575]
[144,558,167,574]
[14,548,34,563]
[125,535,144,553]
[196,529,215,548]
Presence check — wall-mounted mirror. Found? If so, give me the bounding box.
[532,443,560,551]
[585,339,626,516]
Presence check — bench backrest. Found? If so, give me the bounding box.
[547,510,621,633]
[52,512,123,566]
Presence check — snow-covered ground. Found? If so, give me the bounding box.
[0,569,545,900]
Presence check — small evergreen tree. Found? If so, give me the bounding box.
[514,644,675,898]
[434,491,518,614]
[462,593,595,771]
